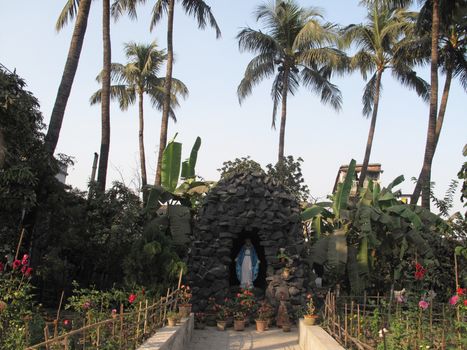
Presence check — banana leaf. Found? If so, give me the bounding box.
[387,205,422,230]
[301,205,325,221]
[348,246,367,294]
[327,229,348,276]
[181,136,201,179]
[333,159,356,219]
[161,140,182,193]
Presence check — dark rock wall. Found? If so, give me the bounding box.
[188,170,309,314]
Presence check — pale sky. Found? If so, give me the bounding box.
[0,1,465,213]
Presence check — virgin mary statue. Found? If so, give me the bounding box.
[235,238,260,288]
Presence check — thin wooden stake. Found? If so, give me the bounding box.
[119,304,124,348]
[14,228,25,261]
[136,301,142,343]
[144,299,149,335]
[344,303,348,348]
[56,290,65,322]
[96,325,100,349]
[357,303,361,339]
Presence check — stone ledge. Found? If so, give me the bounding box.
[299,319,344,350]
[138,314,194,350]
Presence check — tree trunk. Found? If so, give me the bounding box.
[278,69,289,163]
[358,69,383,189]
[138,91,148,204]
[411,0,439,209]
[44,0,92,155]
[155,0,175,186]
[434,66,452,147]
[97,0,112,192]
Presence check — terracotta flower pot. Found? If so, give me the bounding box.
[217,320,228,331]
[178,304,192,318]
[234,319,245,331]
[255,319,268,332]
[303,315,318,325]
[167,318,177,327]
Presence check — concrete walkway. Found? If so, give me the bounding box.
[187,325,300,350]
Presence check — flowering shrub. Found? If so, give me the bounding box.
[216,300,232,321]
[414,262,427,280]
[178,285,192,305]
[0,253,39,350]
[256,300,274,321]
[234,288,256,316]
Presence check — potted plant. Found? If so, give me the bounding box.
[302,294,318,325]
[216,303,231,331]
[194,312,206,329]
[166,311,178,327]
[233,311,246,331]
[205,297,218,326]
[235,288,256,325]
[255,301,271,332]
[178,285,192,318]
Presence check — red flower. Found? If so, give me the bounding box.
[24,267,33,277]
[0,262,4,272]
[12,260,21,270]
[63,319,70,326]
[414,263,426,280]
[141,288,145,296]
[21,254,29,266]
[464,300,467,307]
[21,265,27,274]
[128,293,137,304]
[456,288,465,296]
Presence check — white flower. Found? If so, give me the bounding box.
[378,328,389,338]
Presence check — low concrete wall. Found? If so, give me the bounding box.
[299,319,344,350]
[138,314,194,350]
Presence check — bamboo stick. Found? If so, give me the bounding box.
[119,304,124,348]
[344,303,348,348]
[357,304,360,339]
[14,228,25,261]
[136,301,142,343]
[144,299,148,335]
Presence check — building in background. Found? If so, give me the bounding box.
[332,163,382,195]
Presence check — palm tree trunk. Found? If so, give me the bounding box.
[358,69,383,189]
[44,0,92,155]
[97,0,111,192]
[155,0,175,186]
[278,69,289,163]
[434,66,452,147]
[138,91,148,204]
[411,0,439,208]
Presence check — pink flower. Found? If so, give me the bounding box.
[449,295,459,305]
[83,301,91,310]
[128,294,137,304]
[63,319,70,326]
[21,254,29,266]
[12,260,21,270]
[21,265,27,274]
[24,267,33,277]
[418,300,429,310]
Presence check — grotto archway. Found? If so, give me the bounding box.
[188,169,309,312]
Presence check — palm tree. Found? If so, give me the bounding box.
[342,3,430,188]
[90,42,188,203]
[409,0,465,207]
[45,0,92,155]
[237,0,347,162]
[98,0,112,192]
[112,0,221,186]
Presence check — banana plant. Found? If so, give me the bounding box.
[302,160,443,294]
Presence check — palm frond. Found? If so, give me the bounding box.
[150,0,168,31]
[270,72,282,129]
[391,65,430,101]
[90,85,135,110]
[350,50,376,80]
[301,66,343,111]
[237,28,281,55]
[293,20,338,51]
[181,0,221,38]
[237,53,276,103]
[56,0,80,32]
[362,71,380,117]
[111,0,143,20]
[298,47,349,74]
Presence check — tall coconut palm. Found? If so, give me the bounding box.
[90,42,188,203]
[342,3,430,188]
[98,0,112,192]
[409,0,465,207]
[112,0,221,186]
[45,0,92,155]
[237,0,347,162]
